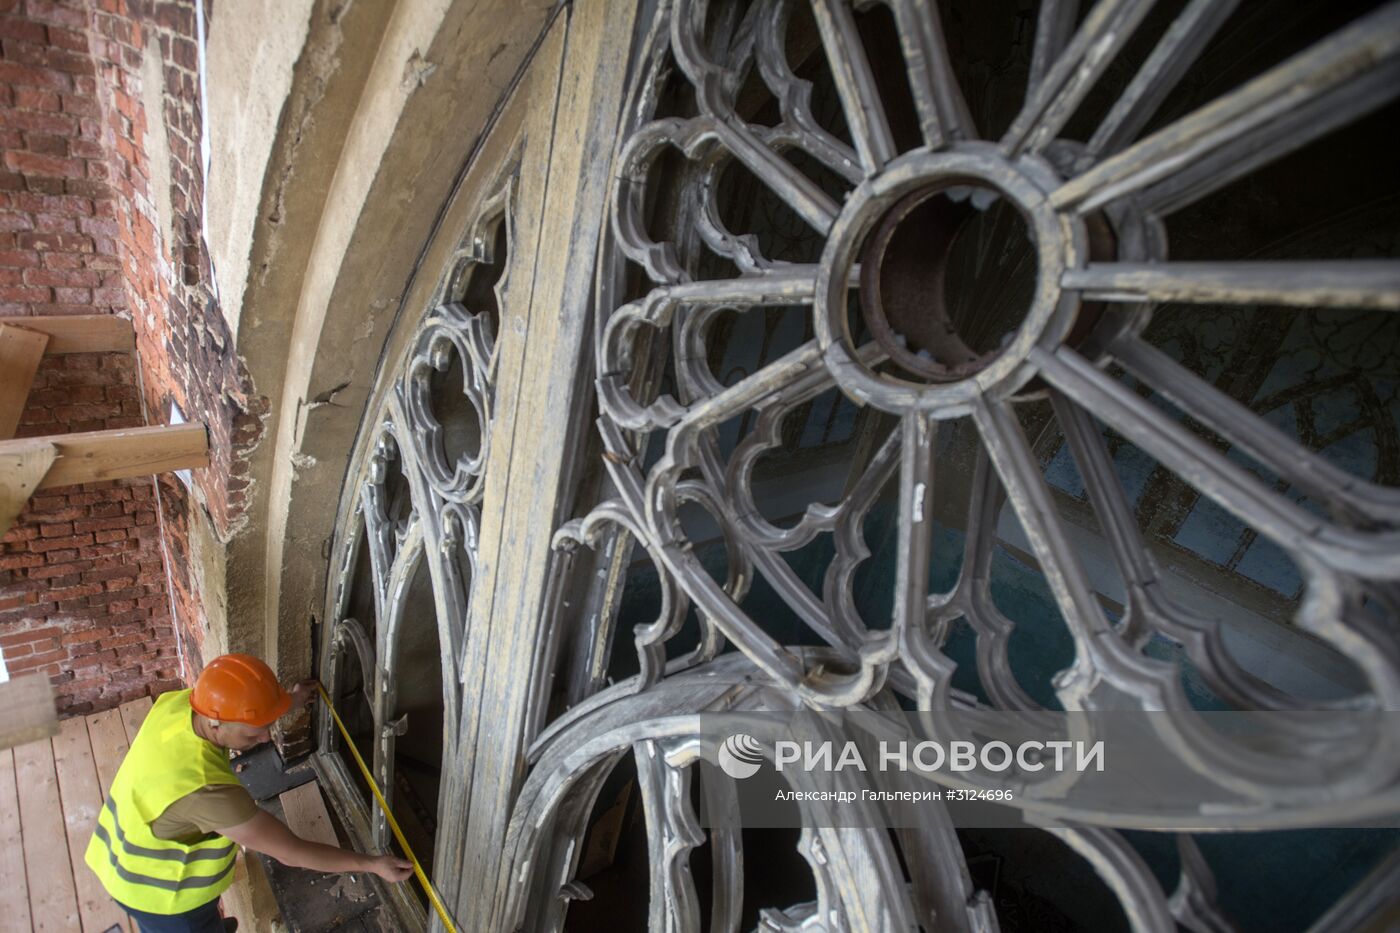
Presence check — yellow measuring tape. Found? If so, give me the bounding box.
[316,684,460,932]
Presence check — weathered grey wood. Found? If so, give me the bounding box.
[0,323,49,440]
[15,737,81,932]
[51,716,129,933]
[454,1,643,927]
[1036,344,1400,579]
[885,0,974,145]
[117,695,154,744]
[1002,0,1155,156]
[4,315,135,355]
[307,5,567,925]
[1049,826,1175,933]
[303,1,1400,929]
[0,748,32,932]
[1083,0,1241,162]
[1167,835,1234,933]
[424,22,566,932]
[1111,334,1400,523]
[85,708,131,800]
[0,440,55,539]
[1051,3,1400,212]
[810,0,894,172]
[1063,261,1400,310]
[0,673,57,751]
[1028,0,1077,90]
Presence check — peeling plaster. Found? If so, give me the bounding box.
[403,49,439,89]
[205,0,318,331]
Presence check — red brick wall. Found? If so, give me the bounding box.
[0,1,119,315]
[86,0,267,673]
[0,474,182,715]
[0,0,176,715]
[0,348,183,715]
[0,0,265,713]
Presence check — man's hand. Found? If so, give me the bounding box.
[288,679,319,710]
[370,854,414,882]
[222,810,415,882]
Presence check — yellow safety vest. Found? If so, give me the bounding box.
[85,689,242,914]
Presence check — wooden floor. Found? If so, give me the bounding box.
[0,696,155,933]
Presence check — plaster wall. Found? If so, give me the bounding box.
[216,0,555,689]
[203,0,315,332]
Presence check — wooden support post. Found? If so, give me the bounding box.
[0,674,58,751]
[0,422,208,491]
[0,323,50,439]
[0,425,204,536]
[0,440,56,538]
[8,314,136,355]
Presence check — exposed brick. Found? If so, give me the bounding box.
[29,560,92,579]
[13,647,67,669]
[32,208,77,229]
[0,624,60,647]
[68,648,117,670]
[46,49,94,76]
[0,0,260,716]
[61,627,111,646]
[24,1,88,30]
[3,102,78,135]
[13,86,61,110]
[0,15,47,45]
[0,61,72,91]
[0,249,40,267]
[0,284,49,302]
[48,26,88,54]
[29,532,94,552]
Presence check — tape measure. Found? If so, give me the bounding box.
[316,684,460,932]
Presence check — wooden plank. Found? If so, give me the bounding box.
[83,708,136,933]
[279,781,338,847]
[15,738,81,931]
[0,749,33,932]
[52,717,128,933]
[1,315,135,355]
[84,709,131,801]
[0,673,58,751]
[0,323,49,439]
[222,849,284,933]
[446,17,568,921]
[0,439,56,538]
[456,2,642,927]
[117,696,154,745]
[0,423,209,491]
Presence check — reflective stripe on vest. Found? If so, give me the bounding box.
[84,690,242,914]
[96,797,237,864]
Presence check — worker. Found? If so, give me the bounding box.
[85,653,413,933]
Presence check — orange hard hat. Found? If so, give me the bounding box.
[190,654,292,726]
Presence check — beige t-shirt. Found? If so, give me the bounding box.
[150,784,259,844]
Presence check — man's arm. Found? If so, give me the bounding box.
[220,809,413,882]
